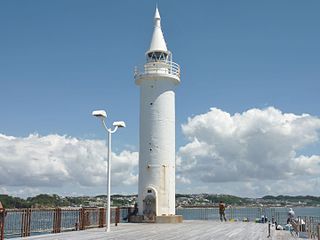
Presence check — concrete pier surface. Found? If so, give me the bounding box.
[10,220,306,240]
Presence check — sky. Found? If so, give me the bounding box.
[0,0,319,198]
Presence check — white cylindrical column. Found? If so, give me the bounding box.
[138,78,176,216]
[134,7,180,219]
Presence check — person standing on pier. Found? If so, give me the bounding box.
[219,201,227,222]
[287,208,295,224]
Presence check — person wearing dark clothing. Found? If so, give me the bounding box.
[219,201,227,222]
[123,203,138,221]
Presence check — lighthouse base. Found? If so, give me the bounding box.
[129,215,144,223]
[129,215,183,223]
[156,215,183,223]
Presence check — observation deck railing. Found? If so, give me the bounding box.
[134,60,180,81]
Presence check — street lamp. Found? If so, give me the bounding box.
[92,110,125,232]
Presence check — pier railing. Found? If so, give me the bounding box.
[302,216,320,239]
[1,206,320,239]
[2,207,130,239]
[176,206,281,222]
[176,207,320,239]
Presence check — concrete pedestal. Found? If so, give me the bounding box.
[129,215,183,224]
[155,215,183,223]
[129,215,144,223]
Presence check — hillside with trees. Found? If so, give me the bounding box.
[1,193,320,209]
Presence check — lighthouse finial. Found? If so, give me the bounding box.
[148,6,167,53]
[154,5,160,20]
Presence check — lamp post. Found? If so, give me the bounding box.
[92,110,125,232]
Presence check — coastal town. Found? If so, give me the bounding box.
[1,193,320,209]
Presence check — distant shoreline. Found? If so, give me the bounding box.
[1,193,320,209]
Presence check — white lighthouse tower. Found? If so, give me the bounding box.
[134,7,181,222]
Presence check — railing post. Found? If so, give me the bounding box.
[80,208,90,230]
[53,208,56,233]
[115,207,120,226]
[307,217,312,239]
[231,207,234,220]
[20,210,24,237]
[53,208,62,233]
[79,208,85,230]
[27,209,31,237]
[84,209,90,228]
[98,208,105,228]
[317,223,320,240]
[0,202,5,240]
[305,216,310,237]
[21,209,31,237]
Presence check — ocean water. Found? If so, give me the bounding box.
[294,207,320,217]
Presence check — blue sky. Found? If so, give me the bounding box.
[1,0,320,198]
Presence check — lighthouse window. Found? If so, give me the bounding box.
[150,103,153,105]
[147,190,152,193]
[147,51,168,61]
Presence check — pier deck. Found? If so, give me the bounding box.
[11,221,304,240]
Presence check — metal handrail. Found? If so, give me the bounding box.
[134,60,180,79]
[3,207,129,238]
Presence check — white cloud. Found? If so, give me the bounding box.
[1,106,320,198]
[0,134,138,191]
[177,107,320,196]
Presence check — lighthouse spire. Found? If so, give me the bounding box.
[148,7,168,53]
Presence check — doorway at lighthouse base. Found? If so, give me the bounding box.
[129,186,183,223]
[143,194,156,222]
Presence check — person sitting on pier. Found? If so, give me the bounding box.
[219,201,227,222]
[123,203,138,221]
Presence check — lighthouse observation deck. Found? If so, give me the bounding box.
[134,60,180,85]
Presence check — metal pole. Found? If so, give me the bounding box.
[106,130,111,232]
[92,112,124,232]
